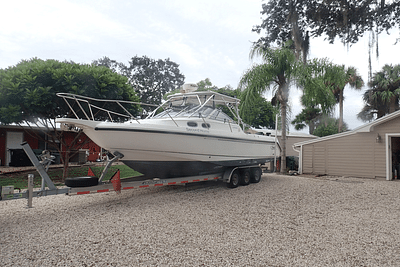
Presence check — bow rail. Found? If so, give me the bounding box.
[57,93,157,123]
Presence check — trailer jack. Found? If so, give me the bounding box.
[0,143,124,205]
[0,142,70,202]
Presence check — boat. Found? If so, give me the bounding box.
[56,84,280,179]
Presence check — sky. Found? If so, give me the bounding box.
[1,0,399,133]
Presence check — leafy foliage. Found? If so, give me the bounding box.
[253,0,310,62]
[240,43,297,109]
[196,78,219,91]
[0,58,139,124]
[358,64,400,120]
[297,58,341,114]
[239,95,278,129]
[313,117,348,137]
[0,58,140,178]
[294,59,362,133]
[305,1,400,44]
[92,56,123,73]
[335,66,364,132]
[240,42,298,173]
[94,56,185,107]
[213,84,278,129]
[253,0,400,78]
[291,105,322,133]
[254,0,400,46]
[294,58,342,133]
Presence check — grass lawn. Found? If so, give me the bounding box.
[0,164,141,189]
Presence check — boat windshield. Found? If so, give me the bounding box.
[153,105,234,123]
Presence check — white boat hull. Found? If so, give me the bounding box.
[58,118,279,178]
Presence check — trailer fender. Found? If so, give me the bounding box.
[223,165,260,183]
[223,167,237,183]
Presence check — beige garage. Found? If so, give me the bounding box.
[293,110,400,180]
[257,130,318,157]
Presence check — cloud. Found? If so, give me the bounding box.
[0,0,147,54]
[162,0,261,35]
[309,30,400,83]
[1,0,397,132]
[2,1,92,41]
[223,55,236,68]
[159,38,202,67]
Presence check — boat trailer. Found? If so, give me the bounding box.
[1,143,261,207]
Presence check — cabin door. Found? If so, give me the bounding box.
[6,131,24,166]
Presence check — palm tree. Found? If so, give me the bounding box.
[239,43,297,173]
[357,90,388,121]
[299,61,362,133]
[358,64,400,121]
[371,64,400,114]
[291,100,322,135]
[332,66,364,132]
[295,58,343,134]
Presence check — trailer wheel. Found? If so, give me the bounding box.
[65,176,99,187]
[251,167,262,183]
[240,169,251,185]
[228,170,241,188]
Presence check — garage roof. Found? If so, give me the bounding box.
[293,109,400,147]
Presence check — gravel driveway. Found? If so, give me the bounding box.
[1,173,400,266]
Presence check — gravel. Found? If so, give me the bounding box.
[1,174,400,266]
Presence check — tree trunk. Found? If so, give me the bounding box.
[377,106,386,118]
[338,89,344,132]
[389,96,398,114]
[62,150,71,181]
[309,120,315,135]
[280,102,287,174]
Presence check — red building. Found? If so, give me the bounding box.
[0,125,101,167]
[61,131,103,163]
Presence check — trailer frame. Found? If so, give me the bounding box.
[0,143,263,206]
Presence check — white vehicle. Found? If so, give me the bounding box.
[56,86,279,187]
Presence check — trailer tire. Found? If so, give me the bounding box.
[65,176,99,187]
[251,167,262,183]
[240,169,251,185]
[228,170,241,188]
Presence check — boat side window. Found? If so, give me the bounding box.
[192,106,213,119]
[153,106,189,118]
[209,109,234,123]
[200,107,214,117]
[202,123,211,129]
[187,121,198,127]
[153,108,178,118]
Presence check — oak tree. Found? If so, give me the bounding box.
[0,58,139,177]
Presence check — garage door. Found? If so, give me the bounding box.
[6,131,23,166]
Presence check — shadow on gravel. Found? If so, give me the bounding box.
[68,179,236,209]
